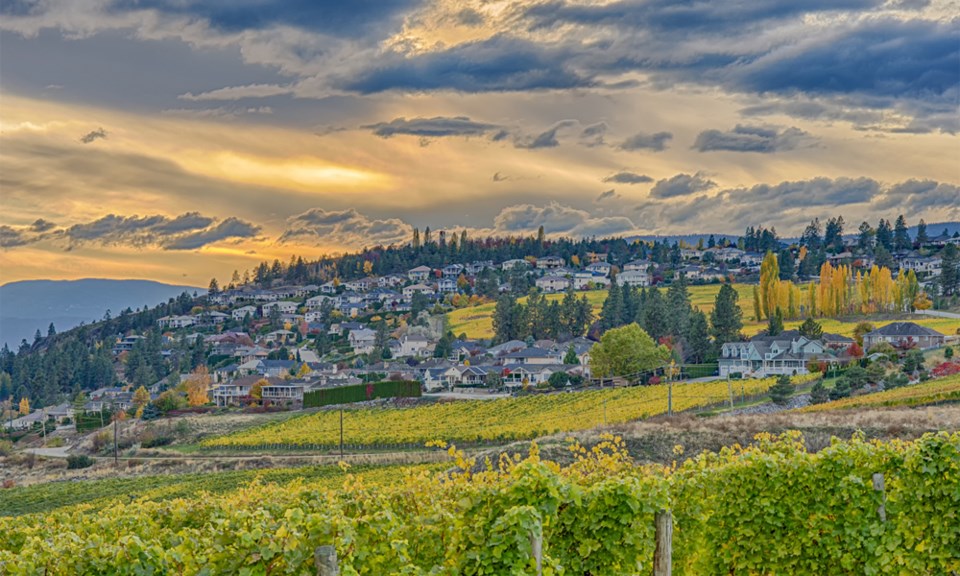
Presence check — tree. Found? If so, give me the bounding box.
[208,278,220,295]
[778,249,795,281]
[685,310,711,363]
[916,219,928,245]
[944,346,954,360]
[563,344,579,365]
[809,379,829,404]
[47,323,56,338]
[940,244,959,296]
[642,288,668,342]
[250,378,267,400]
[853,322,875,346]
[19,397,29,416]
[875,219,893,251]
[846,366,869,390]
[548,371,570,389]
[183,366,210,407]
[829,377,851,400]
[759,251,780,319]
[893,215,911,251]
[768,374,793,405]
[132,386,150,418]
[857,221,874,252]
[666,275,692,338]
[599,279,624,332]
[798,317,823,339]
[903,349,924,374]
[767,308,784,336]
[589,323,670,380]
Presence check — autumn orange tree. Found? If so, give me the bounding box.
[132,386,151,418]
[182,366,211,407]
[18,397,29,416]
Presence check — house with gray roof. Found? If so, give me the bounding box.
[862,322,945,351]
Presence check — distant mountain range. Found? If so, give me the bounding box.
[0,279,202,349]
[628,222,960,246]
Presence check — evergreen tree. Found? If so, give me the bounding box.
[642,288,667,342]
[857,221,874,252]
[208,278,220,295]
[778,249,795,281]
[433,331,453,358]
[492,294,519,343]
[768,374,793,405]
[563,344,579,365]
[767,308,784,336]
[799,317,823,339]
[599,279,624,332]
[809,379,829,404]
[875,219,893,251]
[710,284,743,344]
[824,216,845,253]
[685,310,710,363]
[829,377,851,400]
[47,323,56,338]
[666,275,692,338]
[916,219,928,245]
[940,243,959,296]
[893,215,911,251]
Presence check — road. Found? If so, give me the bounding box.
[914,310,960,319]
[21,446,72,458]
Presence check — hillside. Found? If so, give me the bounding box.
[0,279,201,348]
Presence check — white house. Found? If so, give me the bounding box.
[349,328,377,354]
[499,347,561,365]
[262,301,299,315]
[586,262,612,276]
[403,283,435,297]
[157,315,196,329]
[719,331,835,378]
[573,273,609,290]
[305,295,331,309]
[399,334,432,357]
[536,275,571,293]
[231,305,258,321]
[622,260,652,272]
[408,265,433,282]
[501,259,531,271]
[437,278,458,293]
[442,264,465,278]
[536,256,565,270]
[617,270,651,287]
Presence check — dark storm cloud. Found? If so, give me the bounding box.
[492,202,636,237]
[280,208,412,246]
[719,177,880,209]
[692,125,814,153]
[650,172,716,198]
[339,36,591,94]
[874,179,960,214]
[618,131,673,151]
[107,0,423,37]
[80,128,107,144]
[163,217,261,250]
[362,116,500,138]
[602,171,653,185]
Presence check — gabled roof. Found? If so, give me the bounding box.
[502,347,556,359]
[866,322,944,338]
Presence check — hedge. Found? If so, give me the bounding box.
[303,380,421,408]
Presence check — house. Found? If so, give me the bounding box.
[719,331,836,378]
[712,247,745,262]
[408,265,433,282]
[232,305,259,321]
[573,272,609,290]
[112,335,145,354]
[499,347,562,365]
[862,323,945,351]
[344,278,374,292]
[349,328,377,354]
[617,270,651,287]
[488,340,527,357]
[537,275,571,293]
[398,333,432,357]
[622,259,652,272]
[195,311,229,325]
[449,340,486,362]
[442,264,465,278]
[501,259,531,271]
[585,252,608,264]
[261,380,307,407]
[257,359,298,377]
[821,333,855,351]
[233,346,270,364]
[212,375,281,406]
[900,255,942,275]
[157,315,196,330]
[437,278,458,293]
[320,281,338,294]
[263,329,295,345]
[213,363,240,383]
[305,295,331,309]
[466,261,494,275]
[403,283,434,297]
[262,301,299,315]
[502,365,562,388]
[536,256,565,270]
[586,262,612,276]
[741,253,764,267]
[680,248,702,260]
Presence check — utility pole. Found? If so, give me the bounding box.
[339,409,344,459]
[667,380,673,417]
[113,402,118,465]
[727,376,734,409]
[41,407,46,445]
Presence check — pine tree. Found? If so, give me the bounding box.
[916,219,928,245]
[893,215,911,251]
[940,243,959,296]
[599,279,624,332]
[799,317,823,339]
[769,374,793,405]
[857,221,874,253]
[767,308,784,336]
[710,284,743,344]
[666,275,692,338]
[685,310,711,363]
[876,219,893,251]
[643,288,667,342]
[809,379,829,404]
[492,294,519,343]
[563,344,579,365]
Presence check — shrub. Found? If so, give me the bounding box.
[46,437,65,448]
[945,346,954,360]
[0,439,12,456]
[141,435,173,448]
[809,380,829,404]
[66,455,94,470]
[829,377,851,400]
[768,374,793,406]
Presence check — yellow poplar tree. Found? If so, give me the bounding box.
[759,251,780,320]
[18,397,29,416]
[132,386,150,418]
[183,365,211,407]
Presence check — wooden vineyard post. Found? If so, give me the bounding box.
[654,509,673,576]
[873,473,886,523]
[315,545,339,576]
[530,518,543,576]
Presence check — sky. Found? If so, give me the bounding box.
[0,0,958,286]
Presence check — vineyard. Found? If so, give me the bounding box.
[447,284,960,340]
[2,431,956,575]
[801,374,960,413]
[0,463,442,517]
[201,374,819,450]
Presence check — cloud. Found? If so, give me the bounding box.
[693,124,815,153]
[596,189,618,202]
[179,83,294,101]
[515,120,579,149]
[80,128,107,144]
[579,122,607,147]
[362,116,499,138]
[650,172,717,198]
[719,176,879,208]
[493,172,510,182]
[874,179,960,214]
[0,225,29,248]
[618,131,673,151]
[602,171,653,185]
[163,217,262,250]
[492,202,637,237]
[30,218,56,232]
[280,208,412,247]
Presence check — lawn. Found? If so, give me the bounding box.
[447,283,960,340]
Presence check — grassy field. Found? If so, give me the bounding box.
[799,374,960,413]
[447,283,960,340]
